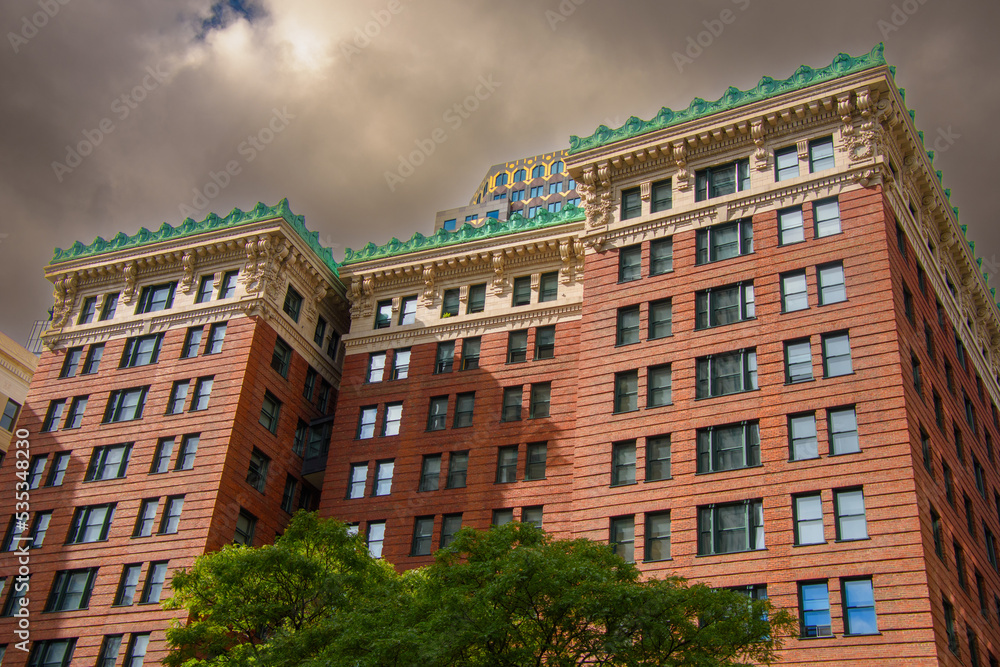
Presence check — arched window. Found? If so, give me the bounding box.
[531,165,545,178]
[550,160,564,174]
[495,173,508,187]
[513,168,526,182]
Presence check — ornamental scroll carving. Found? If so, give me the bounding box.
[121,262,138,305]
[578,164,613,230]
[180,252,196,293]
[49,273,79,330]
[347,275,375,320]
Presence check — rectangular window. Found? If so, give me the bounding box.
[100,292,119,320]
[778,206,804,244]
[419,455,441,492]
[651,179,672,213]
[814,198,841,237]
[818,263,847,305]
[246,449,270,492]
[190,376,212,411]
[140,562,168,604]
[313,317,327,346]
[956,541,968,590]
[166,381,189,415]
[303,367,317,400]
[975,456,987,497]
[205,322,226,354]
[920,428,933,473]
[66,503,115,543]
[912,353,923,396]
[822,332,853,377]
[780,270,809,312]
[366,521,385,558]
[943,596,959,653]
[454,392,475,428]
[427,396,448,431]
[829,406,860,455]
[120,333,163,368]
[234,509,257,545]
[60,347,82,378]
[367,352,386,383]
[535,325,555,360]
[698,421,760,472]
[42,400,64,432]
[695,348,757,398]
[648,299,672,339]
[925,324,936,363]
[85,443,131,481]
[283,286,303,321]
[399,295,417,325]
[610,515,635,562]
[392,348,411,379]
[502,386,522,422]
[512,276,532,306]
[507,330,528,363]
[539,271,559,302]
[271,337,292,377]
[695,219,753,264]
[799,581,832,637]
[27,455,47,489]
[903,287,915,324]
[786,412,820,461]
[45,568,98,611]
[175,435,198,470]
[259,391,282,435]
[524,442,547,480]
[521,506,543,528]
[134,500,157,538]
[98,635,123,667]
[46,452,69,486]
[446,452,468,489]
[618,245,641,282]
[986,527,998,570]
[644,512,671,562]
[695,282,754,329]
[621,187,641,220]
[349,464,369,500]
[29,511,51,548]
[182,327,203,358]
[374,460,395,496]
[440,514,463,548]
[159,496,183,534]
[374,299,392,329]
[103,387,148,423]
[436,341,455,373]
[614,370,639,413]
[775,145,799,181]
[695,158,750,201]
[617,305,640,345]
[382,402,402,436]
[462,284,486,315]
[809,136,835,172]
[834,488,868,540]
[697,500,764,555]
[78,296,97,324]
[496,446,518,483]
[647,240,674,279]
[195,275,213,303]
[460,338,480,371]
[82,343,104,374]
[646,435,671,481]
[842,578,878,635]
[281,476,297,513]
[647,364,672,407]
[411,517,433,556]
[794,493,825,545]
[784,339,813,383]
[441,288,460,317]
[135,282,176,314]
[611,440,636,486]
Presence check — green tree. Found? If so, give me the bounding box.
[165,513,795,667]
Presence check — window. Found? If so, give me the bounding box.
[46,453,69,486]
[411,517,434,556]
[814,198,841,237]
[778,206,804,244]
[619,244,641,282]
[822,332,853,377]
[944,463,955,505]
[366,521,386,558]
[834,488,868,541]
[100,292,119,320]
[783,339,813,384]
[279,476,298,513]
[799,582,832,637]
[518,506,542,528]
[29,511,51,548]
[492,509,514,526]
[282,285,303,322]
[695,348,757,398]
[234,509,256,545]
[651,179,672,213]
[794,494,825,545]
[382,402,402,437]
[934,391,945,431]
[190,376,212,411]
[647,364,672,407]
[392,348,412,378]
[271,337,292,377]
[27,639,76,667]
[82,343,104,374]
[529,383,551,418]
[775,145,799,181]
[427,396,448,431]
[175,435,198,470]
[614,370,639,413]
[181,327,203,359]
[903,287,915,324]
[965,493,976,536]
[441,288,460,317]
[41,400,64,432]
[205,322,226,354]
[510,190,525,202]
[507,330,528,363]
[527,205,542,218]
[196,276,213,303]
[138,562,168,605]
[617,305,640,345]
[98,635,123,666]
[292,420,308,456]
[519,442,547,481]
[27,455,47,489]
[512,276,532,306]
[637,512,672,563]
[965,393,977,431]
[419,455,441,492]
[394,295,416,325]
[697,500,764,555]
[698,422,760,472]
[347,463,367,499]
[467,283,486,313]
[695,282,755,329]
[495,172,508,187]
[529,186,543,198]
[621,187,641,220]
[829,407,860,455]
[987,527,998,570]
[535,325,556,360]
[975,456,987,497]
[313,317,327,346]
[978,571,989,616]
[920,429,933,473]
[531,164,545,178]
[644,435,671,481]
[611,440,636,486]
[1,516,25,551]
[162,380,189,415]
[809,136,835,172]
[367,352,386,383]
[135,282,176,314]
[454,392,475,427]
[440,514,463,548]
[842,578,877,635]
[213,270,238,299]
[246,449,269,492]
[79,295,97,323]
[911,353,923,396]
[925,324,936,363]
[533,273,559,304]
[446,452,468,489]
[642,300,672,341]
[817,263,846,305]
[551,160,564,174]
[956,541,967,589]
[85,443,131,481]
[66,396,86,429]
[66,503,115,543]
[302,367,317,400]
[943,596,959,653]
[695,158,750,201]
[374,460,394,496]
[60,347,82,377]
[513,168,526,181]
[460,338,480,370]
[780,270,809,312]
[956,334,967,370]
[496,446,518,483]
[373,299,392,329]
[789,413,822,462]
[610,516,635,562]
[436,341,455,373]
[259,392,282,434]
[502,387,522,422]
[969,629,982,667]
[103,386,148,423]
[159,496,183,534]
[123,633,150,667]
[928,507,945,559]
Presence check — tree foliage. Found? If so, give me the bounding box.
[165,513,795,667]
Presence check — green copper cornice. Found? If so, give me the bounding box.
[568,44,887,155]
[342,206,586,265]
[50,199,339,275]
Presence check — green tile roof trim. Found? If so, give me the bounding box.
[50,199,339,274]
[342,206,586,265]
[568,44,887,155]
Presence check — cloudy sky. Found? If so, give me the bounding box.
[1,0,997,343]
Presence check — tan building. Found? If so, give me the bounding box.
[0,331,37,456]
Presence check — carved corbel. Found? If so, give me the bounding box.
[180,252,196,293]
[121,262,138,304]
[421,265,436,305]
[491,251,506,294]
[459,285,469,304]
[640,182,651,202]
[49,273,79,330]
[751,119,769,172]
[559,240,573,284]
[673,141,690,190]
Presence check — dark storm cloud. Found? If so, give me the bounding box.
[0,0,997,342]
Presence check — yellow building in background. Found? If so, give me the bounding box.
[0,330,38,455]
